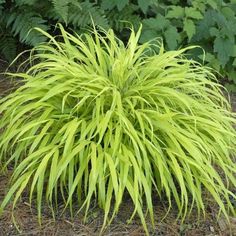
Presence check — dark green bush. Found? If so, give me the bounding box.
[0,0,236,89]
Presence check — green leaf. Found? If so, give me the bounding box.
[192,2,206,12]
[183,19,196,41]
[207,0,218,9]
[138,0,151,13]
[233,58,236,66]
[142,14,170,31]
[185,7,203,19]
[194,10,217,40]
[228,70,236,83]
[213,36,234,66]
[155,14,170,30]
[101,0,128,11]
[209,27,219,37]
[164,26,180,50]
[156,14,170,30]
[225,83,236,92]
[139,29,158,43]
[101,0,116,10]
[116,0,129,11]
[232,45,236,57]
[142,18,157,29]
[221,7,235,20]
[166,6,185,19]
[200,53,221,71]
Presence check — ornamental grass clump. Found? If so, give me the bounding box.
[0,25,236,234]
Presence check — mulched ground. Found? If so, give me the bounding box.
[0,59,236,236]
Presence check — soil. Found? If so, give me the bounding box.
[0,59,236,236]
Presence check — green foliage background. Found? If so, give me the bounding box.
[0,0,236,89]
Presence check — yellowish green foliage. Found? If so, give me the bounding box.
[0,25,236,235]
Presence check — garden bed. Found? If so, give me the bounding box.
[0,170,236,236]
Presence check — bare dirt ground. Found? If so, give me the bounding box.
[0,59,236,236]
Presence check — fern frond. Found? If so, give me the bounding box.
[0,0,4,8]
[51,0,70,23]
[6,11,49,46]
[68,1,109,29]
[0,34,17,61]
[14,0,38,6]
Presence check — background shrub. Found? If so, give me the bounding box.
[0,0,236,90]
